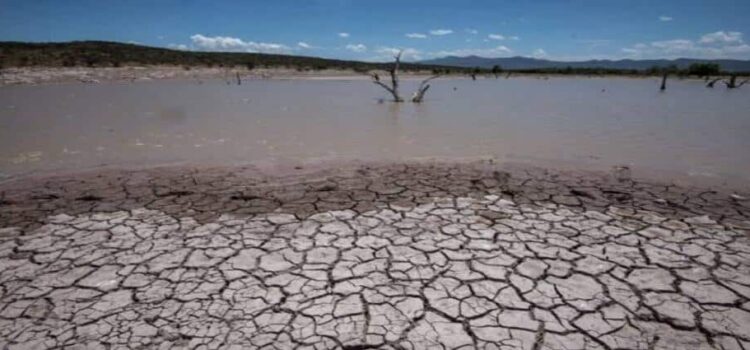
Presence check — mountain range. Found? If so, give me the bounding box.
[419,55,750,72]
[3,41,750,73]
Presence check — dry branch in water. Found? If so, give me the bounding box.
[706,77,723,88]
[725,75,748,89]
[411,75,440,103]
[371,51,403,102]
[706,75,747,89]
[371,50,439,103]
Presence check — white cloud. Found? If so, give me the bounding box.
[433,45,512,58]
[189,34,291,53]
[466,29,479,35]
[374,47,422,61]
[488,34,519,41]
[167,43,189,50]
[659,16,673,22]
[345,43,367,52]
[338,32,350,38]
[532,48,548,58]
[297,42,311,49]
[621,31,750,59]
[405,33,427,39]
[429,29,453,36]
[651,39,694,51]
[699,31,742,44]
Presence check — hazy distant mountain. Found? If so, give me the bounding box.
[419,55,750,72]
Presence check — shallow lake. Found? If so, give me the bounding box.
[1,76,749,185]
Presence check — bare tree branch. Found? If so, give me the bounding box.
[372,80,396,95]
[724,74,747,89]
[370,50,404,102]
[706,77,723,88]
[411,75,440,103]
[390,51,402,102]
[370,50,440,103]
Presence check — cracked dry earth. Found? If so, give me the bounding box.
[0,162,749,350]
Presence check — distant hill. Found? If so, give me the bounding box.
[4,41,749,74]
[0,40,452,72]
[420,55,750,72]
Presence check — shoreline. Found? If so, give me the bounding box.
[3,154,748,193]
[2,159,748,229]
[0,65,710,86]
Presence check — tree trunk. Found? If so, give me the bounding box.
[660,73,668,91]
[724,75,746,89]
[370,50,441,103]
[371,51,404,102]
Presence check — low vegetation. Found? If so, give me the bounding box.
[1,41,747,79]
[0,41,456,73]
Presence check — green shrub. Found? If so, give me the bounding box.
[687,63,720,76]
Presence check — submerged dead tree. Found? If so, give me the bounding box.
[371,51,404,102]
[411,75,440,103]
[706,75,747,89]
[706,77,723,88]
[371,50,439,103]
[725,74,748,89]
[660,72,668,91]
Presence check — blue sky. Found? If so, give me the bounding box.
[1,0,750,62]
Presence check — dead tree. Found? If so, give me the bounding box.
[371,50,439,103]
[660,72,668,91]
[223,68,232,85]
[411,75,440,103]
[725,74,748,89]
[371,51,404,102]
[706,77,723,88]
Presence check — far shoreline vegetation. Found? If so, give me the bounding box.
[1,40,748,77]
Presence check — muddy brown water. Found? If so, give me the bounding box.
[1,77,749,186]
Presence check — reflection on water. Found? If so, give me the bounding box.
[1,77,749,184]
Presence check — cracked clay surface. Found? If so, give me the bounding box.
[0,162,749,349]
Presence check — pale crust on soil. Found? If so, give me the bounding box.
[0,161,748,349]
